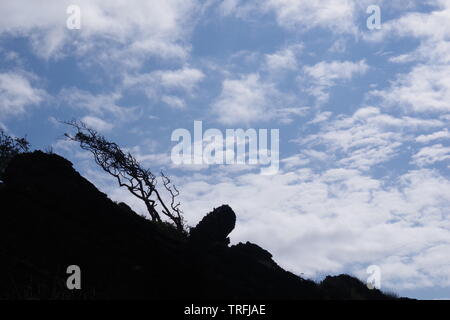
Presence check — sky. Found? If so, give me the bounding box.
[1,0,450,299]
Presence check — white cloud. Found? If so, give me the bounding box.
[219,0,241,16]
[161,95,186,109]
[211,72,308,125]
[389,40,450,65]
[212,73,268,124]
[412,144,450,167]
[0,0,199,62]
[155,68,205,92]
[365,0,450,42]
[281,155,310,169]
[81,115,114,132]
[0,71,47,118]
[276,107,310,124]
[372,65,450,114]
[299,106,443,171]
[265,46,300,72]
[416,129,450,143]
[303,149,329,161]
[365,1,450,121]
[59,87,138,123]
[329,38,347,53]
[304,60,369,85]
[308,111,333,124]
[124,67,205,98]
[212,73,297,125]
[219,0,389,34]
[303,60,369,104]
[261,0,359,33]
[174,166,450,289]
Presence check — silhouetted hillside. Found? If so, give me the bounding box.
[0,151,402,299]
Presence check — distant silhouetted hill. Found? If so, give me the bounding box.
[0,151,403,299]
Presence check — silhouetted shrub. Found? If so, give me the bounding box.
[0,130,30,181]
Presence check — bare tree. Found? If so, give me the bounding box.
[64,120,185,232]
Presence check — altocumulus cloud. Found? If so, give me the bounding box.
[0,71,47,119]
[2,0,450,299]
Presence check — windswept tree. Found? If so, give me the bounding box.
[0,130,30,181]
[64,120,185,232]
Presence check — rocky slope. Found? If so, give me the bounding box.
[0,151,398,299]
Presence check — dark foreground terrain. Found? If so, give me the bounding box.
[0,151,401,300]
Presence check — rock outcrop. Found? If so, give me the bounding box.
[189,205,236,247]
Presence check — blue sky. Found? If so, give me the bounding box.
[1,0,450,299]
